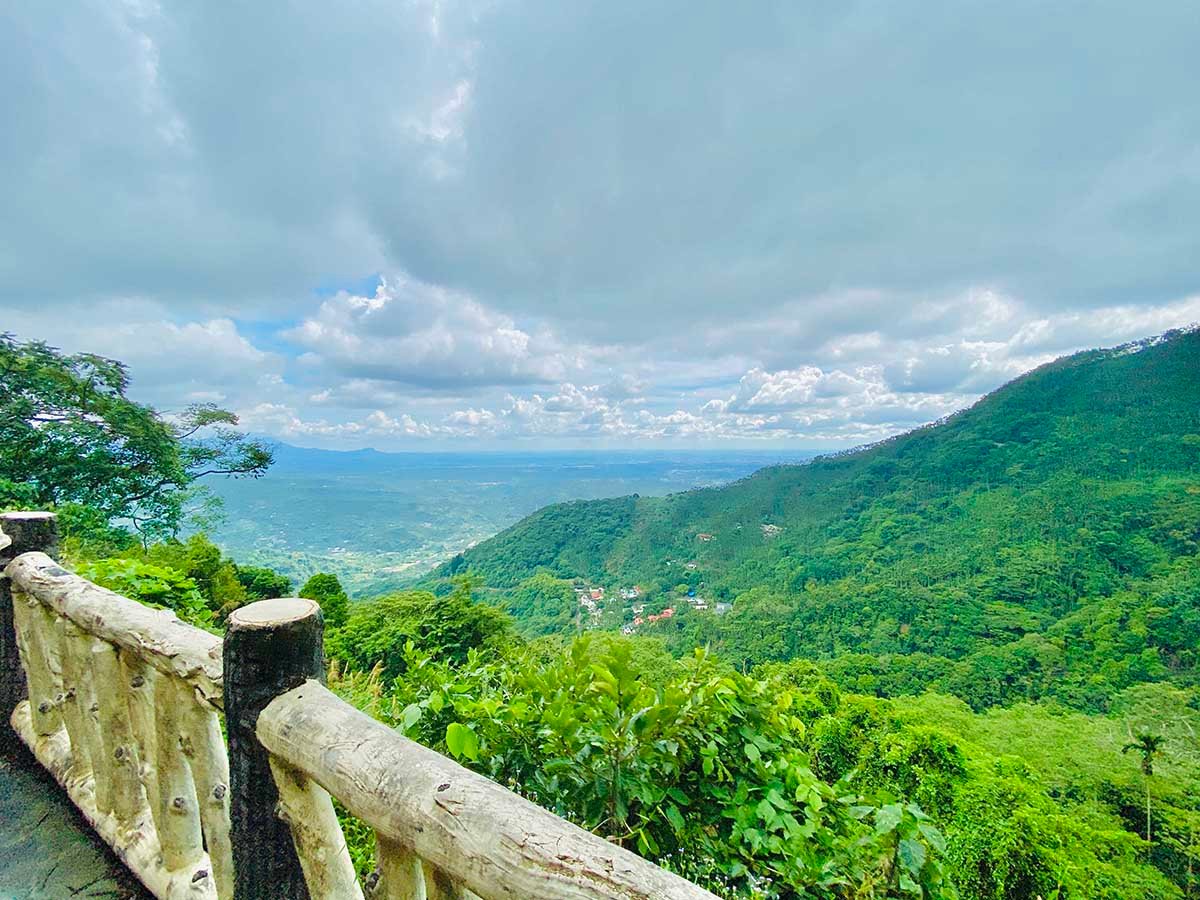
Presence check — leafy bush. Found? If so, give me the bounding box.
[77,557,213,629]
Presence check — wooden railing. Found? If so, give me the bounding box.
[0,512,716,900]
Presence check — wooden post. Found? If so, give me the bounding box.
[224,597,324,900]
[0,511,57,750]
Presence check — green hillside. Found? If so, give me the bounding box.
[436,329,1200,710]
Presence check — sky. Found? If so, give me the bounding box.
[2,1,1199,451]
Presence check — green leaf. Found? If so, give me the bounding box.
[743,741,761,763]
[755,798,775,824]
[918,821,947,854]
[875,804,903,834]
[445,723,479,761]
[665,803,686,834]
[898,838,927,875]
[401,703,422,732]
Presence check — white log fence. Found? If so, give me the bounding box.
[0,512,717,900]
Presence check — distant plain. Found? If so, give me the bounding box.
[207,445,818,595]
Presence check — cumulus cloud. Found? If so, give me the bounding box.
[285,275,586,388]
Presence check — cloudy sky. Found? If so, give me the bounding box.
[3,2,1199,450]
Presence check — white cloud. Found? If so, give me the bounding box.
[285,274,587,388]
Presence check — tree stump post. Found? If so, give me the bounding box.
[224,597,324,900]
[0,511,58,751]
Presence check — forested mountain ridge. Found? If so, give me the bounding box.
[436,329,1200,709]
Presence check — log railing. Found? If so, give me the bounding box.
[0,512,717,900]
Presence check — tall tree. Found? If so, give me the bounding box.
[1123,731,1166,842]
[0,334,272,539]
[299,572,350,629]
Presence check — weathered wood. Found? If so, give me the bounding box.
[371,835,424,900]
[258,681,719,900]
[0,513,56,748]
[11,588,63,737]
[55,616,95,782]
[155,670,206,873]
[421,862,481,900]
[64,618,113,813]
[5,552,223,708]
[179,680,235,900]
[12,699,218,900]
[91,637,149,827]
[269,755,364,900]
[124,653,163,835]
[224,597,324,900]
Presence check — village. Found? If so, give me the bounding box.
[571,578,729,633]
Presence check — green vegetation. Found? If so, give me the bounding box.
[299,572,351,628]
[5,328,1200,896]
[0,334,272,542]
[434,329,1200,713]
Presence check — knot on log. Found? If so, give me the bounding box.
[113,745,126,760]
[171,796,188,812]
[191,869,209,883]
[130,674,145,688]
[212,783,227,801]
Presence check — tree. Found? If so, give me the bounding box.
[236,565,293,602]
[1124,731,1166,842]
[0,334,272,540]
[300,572,350,629]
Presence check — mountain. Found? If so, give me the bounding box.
[435,329,1200,710]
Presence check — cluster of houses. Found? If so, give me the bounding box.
[575,578,733,637]
[621,606,675,635]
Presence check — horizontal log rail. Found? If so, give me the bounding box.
[6,552,223,709]
[0,511,716,900]
[257,679,718,900]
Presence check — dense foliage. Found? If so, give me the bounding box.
[299,572,351,628]
[329,621,1198,899]
[434,330,1200,712]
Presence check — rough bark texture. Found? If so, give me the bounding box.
[0,512,57,749]
[258,681,718,900]
[224,598,324,900]
[6,552,224,708]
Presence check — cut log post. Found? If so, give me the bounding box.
[0,512,57,750]
[268,755,364,900]
[224,597,324,900]
[179,680,235,900]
